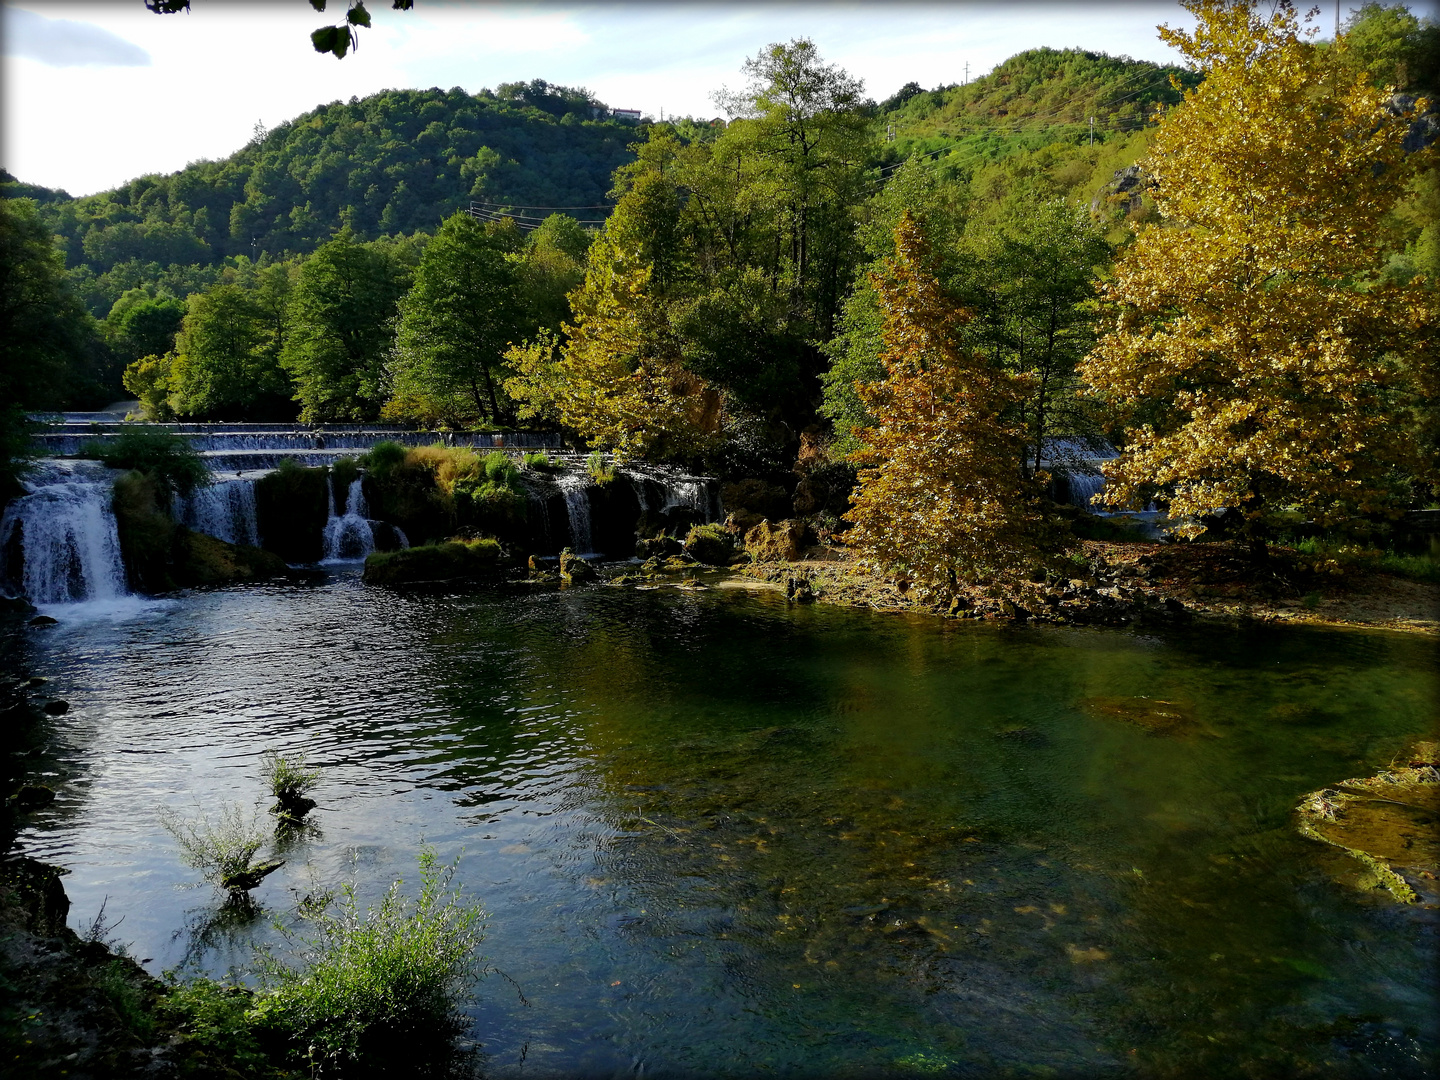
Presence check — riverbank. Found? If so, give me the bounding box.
[737,538,1440,634]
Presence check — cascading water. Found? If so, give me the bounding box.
[1065,470,1108,511]
[174,479,259,546]
[0,461,128,605]
[322,477,377,562]
[557,473,594,554]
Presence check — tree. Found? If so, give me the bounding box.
[167,284,293,420]
[956,197,1111,476]
[505,229,721,462]
[1080,0,1439,549]
[282,228,407,422]
[845,214,1050,594]
[104,288,186,365]
[384,212,526,426]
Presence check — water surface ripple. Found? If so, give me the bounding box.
[14,570,1438,1078]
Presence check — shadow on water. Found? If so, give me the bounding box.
[12,573,1439,1078]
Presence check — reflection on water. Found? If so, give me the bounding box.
[15,571,1439,1078]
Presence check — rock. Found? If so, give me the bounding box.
[42,700,68,716]
[786,574,815,603]
[684,523,738,566]
[664,554,697,572]
[720,479,791,527]
[363,538,502,587]
[28,615,57,627]
[0,595,36,616]
[636,535,682,559]
[1296,743,1439,905]
[947,596,973,616]
[175,529,288,587]
[11,784,55,811]
[744,519,809,563]
[559,548,597,584]
[272,795,317,824]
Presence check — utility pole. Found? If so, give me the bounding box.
[963,61,970,86]
[1089,116,1095,146]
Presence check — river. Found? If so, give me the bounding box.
[11,571,1437,1077]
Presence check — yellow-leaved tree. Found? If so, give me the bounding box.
[504,195,721,463]
[845,213,1051,593]
[1081,0,1438,550]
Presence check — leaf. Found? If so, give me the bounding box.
[333,28,353,59]
[393,0,414,9]
[347,2,371,28]
[310,25,339,53]
[309,0,326,11]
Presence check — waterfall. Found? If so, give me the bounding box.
[0,461,129,605]
[557,473,594,554]
[1065,470,1108,511]
[321,477,375,562]
[661,478,714,522]
[174,478,259,546]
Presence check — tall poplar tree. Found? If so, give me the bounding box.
[1081,0,1438,549]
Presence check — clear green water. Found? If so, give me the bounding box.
[14,572,1439,1077]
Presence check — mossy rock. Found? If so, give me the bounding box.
[174,529,289,588]
[1296,742,1440,905]
[255,463,330,563]
[363,539,502,587]
[683,523,738,566]
[1080,695,1207,738]
[559,548,597,584]
[112,470,178,592]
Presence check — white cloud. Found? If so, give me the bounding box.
[4,6,150,68]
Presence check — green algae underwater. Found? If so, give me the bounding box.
[13,572,1438,1078]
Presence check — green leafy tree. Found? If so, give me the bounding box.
[168,284,294,420]
[282,228,407,421]
[956,197,1112,476]
[384,212,526,425]
[104,288,186,365]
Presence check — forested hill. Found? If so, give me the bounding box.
[875,48,1200,173]
[28,83,641,316]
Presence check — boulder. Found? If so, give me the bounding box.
[363,538,502,587]
[745,519,809,562]
[41,700,68,716]
[720,479,791,528]
[636,535,683,559]
[683,524,738,566]
[28,615,57,627]
[11,784,55,811]
[559,548,597,584]
[174,530,288,587]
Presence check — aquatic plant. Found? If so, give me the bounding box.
[159,802,283,899]
[251,848,486,1075]
[521,450,561,472]
[81,429,211,497]
[260,750,321,824]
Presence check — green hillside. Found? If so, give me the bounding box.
[874,48,1199,179]
[29,83,641,317]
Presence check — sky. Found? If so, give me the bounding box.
[2,0,1432,197]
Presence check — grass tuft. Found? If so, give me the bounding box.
[251,848,485,1076]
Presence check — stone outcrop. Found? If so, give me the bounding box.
[744,519,809,563]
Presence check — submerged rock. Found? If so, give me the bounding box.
[1296,741,1439,905]
[42,700,68,716]
[1080,695,1205,738]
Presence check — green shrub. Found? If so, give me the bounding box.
[251,849,486,1076]
[585,450,615,485]
[483,450,519,486]
[359,440,409,477]
[81,428,211,497]
[159,802,282,897]
[522,450,561,472]
[331,455,361,494]
[1291,538,1440,583]
[261,750,321,823]
[158,978,283,1077]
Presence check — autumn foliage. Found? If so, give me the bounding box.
[1082,0,1438,545]
[845,213,1051,592]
